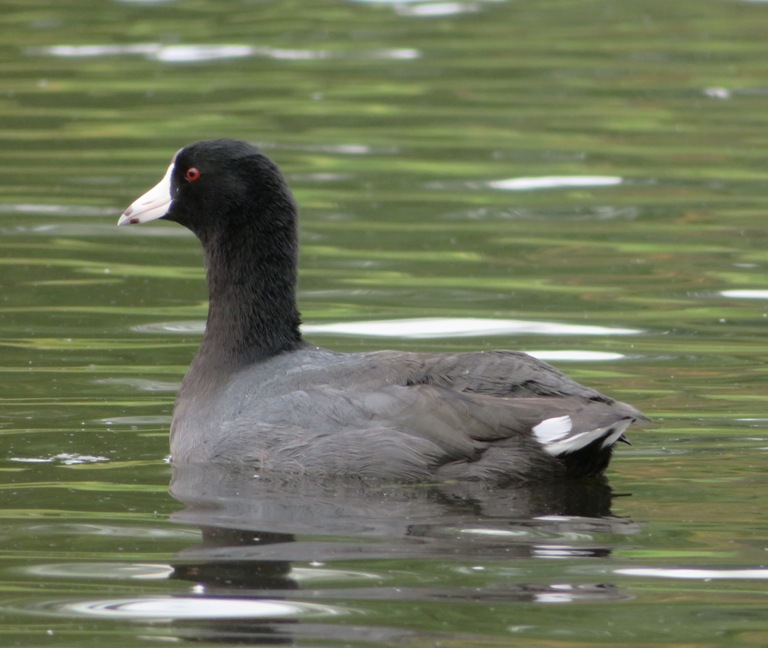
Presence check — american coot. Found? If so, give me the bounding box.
[119,139,647,483]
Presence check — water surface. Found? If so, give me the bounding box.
[2,0,768,645]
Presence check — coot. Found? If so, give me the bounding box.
[119,139,646,483]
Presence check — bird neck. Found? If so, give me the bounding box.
[197,222,304,371]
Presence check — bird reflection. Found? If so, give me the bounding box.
[166,465,637,644]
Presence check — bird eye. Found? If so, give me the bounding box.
[185,167,201,182]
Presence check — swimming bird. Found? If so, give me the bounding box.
[119,139,646,483]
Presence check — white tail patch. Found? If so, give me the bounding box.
[600,424,628,449]
[533,415,572,444]
[536,419,632,457]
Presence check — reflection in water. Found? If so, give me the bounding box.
[159,465,638,643]
[24,562,174,580]
[38,44,420,63]
[134,316,641,338]
[351,0,492,17]
[301,317,641,338]
[9,453,109,465]
[721,289,768,300]
[616,568,768,580]
[31,596,343,621]
[488,176,623,191]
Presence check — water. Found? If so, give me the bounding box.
[2,0,768,645]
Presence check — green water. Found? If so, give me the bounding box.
[2,0,768,645]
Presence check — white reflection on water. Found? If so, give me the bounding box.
[96,378,179,393]
[488,176,623,191]
[352,0,496,16]
[136,317,640,339]
[23,523,195,540]
[99,415,173,425]
[721,289,768,299]
[134,318,637,361]
[291,567,383,584]
[23,562,174,580]
[301,317,640,338]
[704,87,732,99]
[133,321,203,334]
[494,350,622,361]
[0,203,109,216]
[616,568,768,580]
[396,2,480,16]
[38,44,420,63]
[34,596,346,620]
[9,453,109,465]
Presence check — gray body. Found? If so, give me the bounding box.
[120,139,647,485]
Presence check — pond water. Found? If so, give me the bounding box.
[2,0,768,645]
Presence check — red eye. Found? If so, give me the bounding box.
[185,167,201,182]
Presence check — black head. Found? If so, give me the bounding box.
[119,139,297,243]
[120,139,304,361]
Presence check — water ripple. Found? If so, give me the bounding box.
[96,378,179,393]
[99,415,173,425]
[9,453,109,465]
[135,317,640,339]
[352,0,496,16]
[396,2,481,16]
[22,596,348,620]
[616,567,768,580]
[23,562,174,580]
[37,44,420,63]
[302,317,640,338]
[0,203,110,216]
[721,289,768,299]
[488,176,623,191]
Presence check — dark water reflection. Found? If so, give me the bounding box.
[163,467,634,643]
